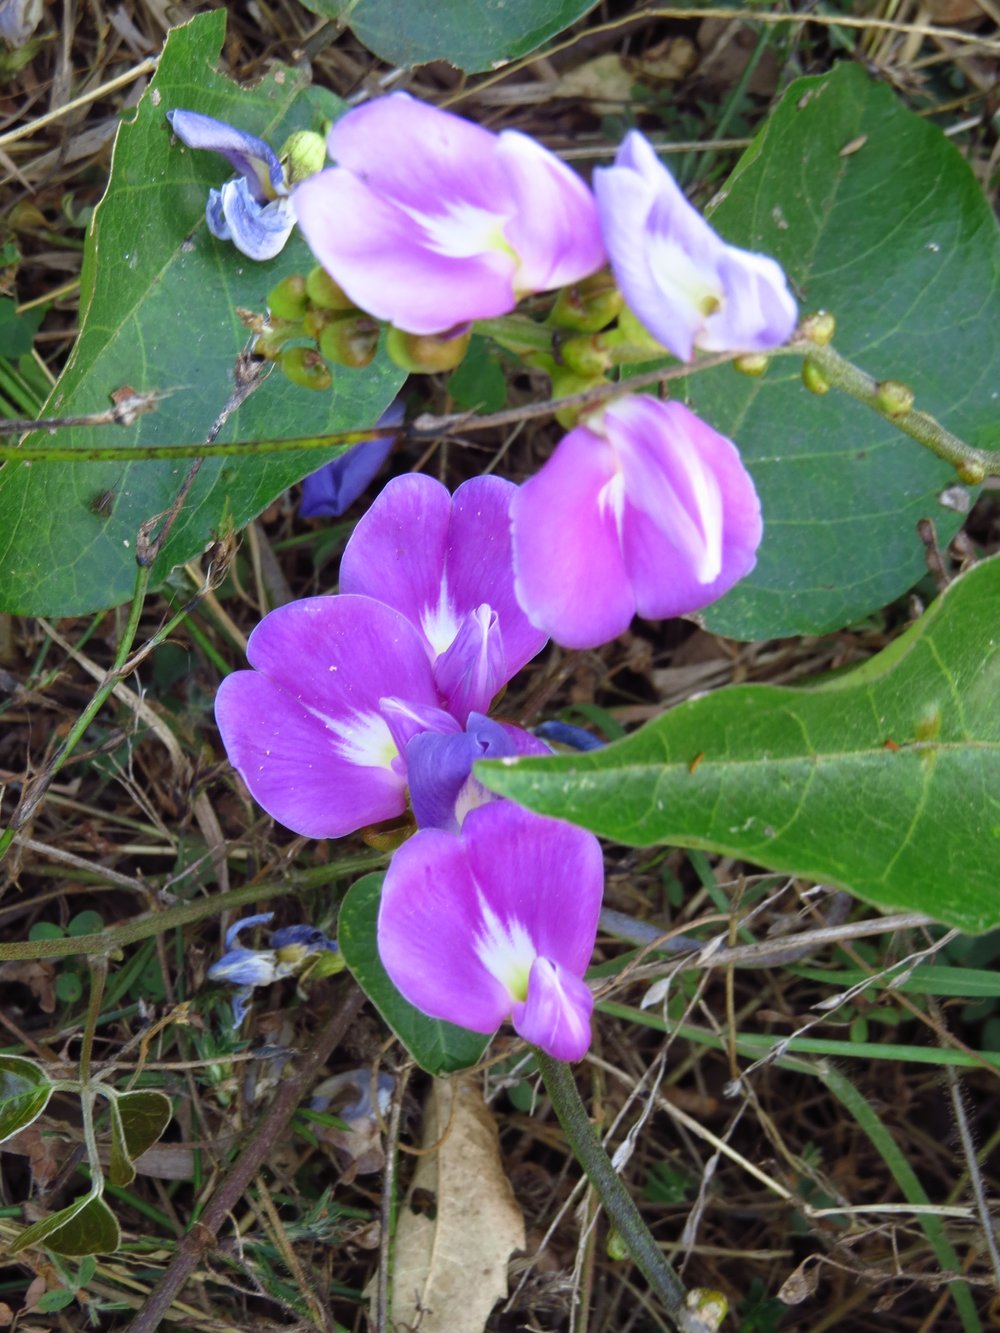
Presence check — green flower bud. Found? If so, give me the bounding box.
[875,379,914,418]
[801,356,831,395]
[605,1229,628,1262]
[550,365,606,430]
[280,346,333,391]
[560,334,613,378]
[549,272,624,333]
[685,1288,728,1330]
[615,305,668,355]
[267,273,309,322]
[305,266,357,311]
[733,352,770,377]
[800,310,836,345]
[280,130,327,185]
[253,321,302,360]
[387,325,472,374]
[320,315,381,369]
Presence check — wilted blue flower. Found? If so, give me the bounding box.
[166,109,296,261]
[207,912,339,1026]
[299,399,405,519]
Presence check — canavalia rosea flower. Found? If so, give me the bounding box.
[293,93,606,334]
[340,474,547,719]
[511,395,763,649]
[299,399,405,519]
[378,802,603,1061]
[594,131,797,360]
[166,109,295,260]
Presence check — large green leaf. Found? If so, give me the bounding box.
[0,1054,53,1144]
[339,873,491,1074]
[10,1190,121,1257]
[0,11,404,616]
[688,62,1000,638]
[480,554,1000,934]
[301,0,599,73]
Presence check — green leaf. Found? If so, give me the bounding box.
[107,1090,172,1187]
[10,1190,121,1257]
[688,62,1000,638]
[32,1289,76,1314]
[480,553,1000,934]
[447,336,508,414]
[0,1054,54,1145]
[301,0,599,73]
[790,965,1000,998]
[0,11,404,616]
[0,297,45,358]
[338,873,491,1074]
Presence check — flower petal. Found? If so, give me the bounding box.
[166,109,284,200]
[406,713,516,832]
[433,604,505,722]
[511,423,637,648]
[216,179,296,261]
[511,957,594,1061]
[299,401,403,519]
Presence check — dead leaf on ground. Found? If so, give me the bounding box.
[0,959,56,1012]
[390,1075,525,1333]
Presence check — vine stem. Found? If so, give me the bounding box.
[534,1049,725,1333]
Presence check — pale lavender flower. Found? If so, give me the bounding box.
[299,400,405,519]
[511,395,763,649]
[594,131,797,360]
[293,93,606,334]
[378,801,603,1061]
[340,474,547,718]
[166,109,295,260]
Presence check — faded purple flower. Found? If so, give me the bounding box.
[378,801,603,1061]
[207,912,338,1026]
[340,474,547,718]
[299,400,405,519]
[166,109,295,260]
[511,395,763,649]
[293,93,606,334]
[594,131,797,360]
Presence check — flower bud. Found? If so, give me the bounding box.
[733,352,769,377]
[253,321,301,360]
[320,314,381,369]
[280,129,328,184]
[875,379,914,418]
[305,265,358,311]
[801,357,831,395]
[548,272,623,332]
[560,334,613,378]
[550,366,606,429]
[799,311,836,345]
[280,346,333,391]
[386,325,472,374]
[267,273,309,322]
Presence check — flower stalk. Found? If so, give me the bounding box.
[535,1049,726,1332]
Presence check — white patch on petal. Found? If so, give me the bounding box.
[596,465,627,549]
[682,450,724,584]
[473,892,536,1002]
[302,703,398,769]
[648,234,724,331]
[397,197,515,262]
[420,572,461,656]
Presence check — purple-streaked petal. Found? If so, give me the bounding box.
[214,178,296,261]
[406,713,516,832]
[299,401,404,519]
[378,827,514,1034]
[215,596,440,837]
[497,131,606,294]
[379,697,459,760]
[511,958,594,1061]
[511,423,637,648]
[166,109,284,200]
[225,912,274,949]
[595,130,796,359]
[433,605,505,722]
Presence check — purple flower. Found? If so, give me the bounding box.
[340,474,547,718]
[292,93,606,335]
[299,400,405,519]
[511,395,763,649]
[207,912,339,1026]
[166,109,295,261]
[378,802,603,1061]
[594,131,797,360]
[215,595,443,838]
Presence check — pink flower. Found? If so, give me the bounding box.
[511,395,763,649]
[594,131,797,360]
[292,93,606,335]
[378,801,603,1061]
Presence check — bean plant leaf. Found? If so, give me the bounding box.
[339,873,490,1074]
[108,1090,172,1187]
[0,1055,53,1144]
[10,1191,121,1257]
[686,61,1000,639]
[480,553,1000,934]
[0,10,404,616]
[299,0,599,73]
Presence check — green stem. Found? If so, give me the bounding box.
[534,1050,724,1332]
[787,339,992,483]
[0,563,151,862]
